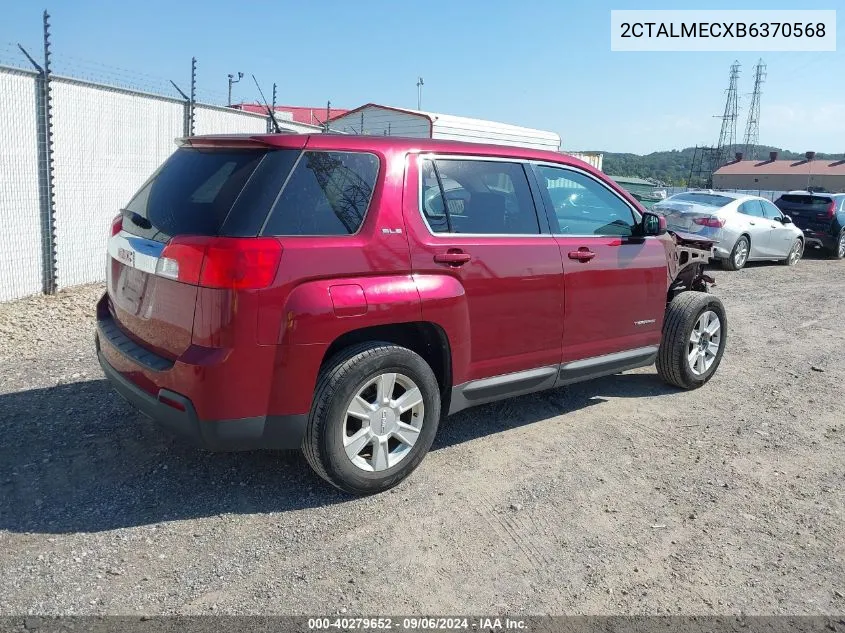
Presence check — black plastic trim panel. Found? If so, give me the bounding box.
[96,312,174,372]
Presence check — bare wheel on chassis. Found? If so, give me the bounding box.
[657,292,727,390]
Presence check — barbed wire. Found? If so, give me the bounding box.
[1,41,242,106]
[0,41,33,71]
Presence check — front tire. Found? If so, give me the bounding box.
[657,292,727,390]
[303,342,441,495]
[722,236,749,271]
[781,238,803,266]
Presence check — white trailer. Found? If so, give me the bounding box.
[326,103,561,152]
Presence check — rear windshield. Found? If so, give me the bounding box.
[668,193,735,208]
[776,194,832,207]
[121,147,379,242]
[123,148,272,242]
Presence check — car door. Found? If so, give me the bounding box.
[760,199,795,256]
[406,154,564,383]
[531,163,667,364]
[736,199,772,257]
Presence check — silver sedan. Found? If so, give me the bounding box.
[652,191,805,270]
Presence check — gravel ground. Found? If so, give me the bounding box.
[0,256,843,616]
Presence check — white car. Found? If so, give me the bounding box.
[652,191,805,270]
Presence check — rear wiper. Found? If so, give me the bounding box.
[120,208,152,230]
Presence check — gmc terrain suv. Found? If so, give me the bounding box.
[96,134,727,494]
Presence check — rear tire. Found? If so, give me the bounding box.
[657,292,727,390]
[781,238,803,266]
[830,230,845,260]
[722,236,749,271]
[303,342,441,495]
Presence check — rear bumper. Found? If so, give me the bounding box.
[711,242,731,259]
[95,310,307,452]
[800,231,836,250]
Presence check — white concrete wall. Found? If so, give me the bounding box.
[0,65,273,299]
[194,104,268,136]
[50,78,185,288]
[0,69,43,301]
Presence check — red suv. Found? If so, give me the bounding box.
[96,134,726,494]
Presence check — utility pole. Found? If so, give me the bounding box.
[324,100,331,132]
[742,59,766,161]
[227,71,243,106]
[416,76,424,110]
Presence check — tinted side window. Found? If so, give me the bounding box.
[739,200,765,218]
[421,159,540,235]
[536,166,637,236]
[262,151,379,236]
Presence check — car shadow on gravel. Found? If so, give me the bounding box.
[0,372,678,534]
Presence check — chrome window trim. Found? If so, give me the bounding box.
[529,160,644,237]
[416,153,549,238]
[260,149,381,238]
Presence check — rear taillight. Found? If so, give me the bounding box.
[823,201,836,219]
[111,214,123,237]
[156,237,282,290]
[693,216,726,228]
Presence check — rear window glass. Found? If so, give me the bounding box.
[123,148,269,243]
[669,193,735,208]
[262,151,380,236]
[777,195,832,206]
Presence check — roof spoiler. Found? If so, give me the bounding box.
[175,135,309,150]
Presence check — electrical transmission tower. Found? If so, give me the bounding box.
[714,61,741,169]
[688,61,742,189]
[742,59,766,161]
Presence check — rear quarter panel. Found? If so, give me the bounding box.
[259,146,432,416]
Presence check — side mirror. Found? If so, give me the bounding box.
[781,215,793,224]
[641,211,667,236]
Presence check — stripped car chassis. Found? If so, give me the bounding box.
[667,232,716,301]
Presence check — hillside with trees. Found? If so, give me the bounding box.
[594,146,845,186]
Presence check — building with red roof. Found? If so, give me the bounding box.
[713,151,845,191]
[233,103,350,127]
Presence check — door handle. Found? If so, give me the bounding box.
[749,221,756,225]
[568,248,596,262]
[434,250,471,266]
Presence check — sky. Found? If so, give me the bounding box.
[1,0,842,155]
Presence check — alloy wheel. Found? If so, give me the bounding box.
[734,240,749,268]
[688,310,721,376]
[839,233,845,258]
[342,372,425,472]
[788,240,802,265]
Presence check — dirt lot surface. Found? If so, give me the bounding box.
[1,256,843,616]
